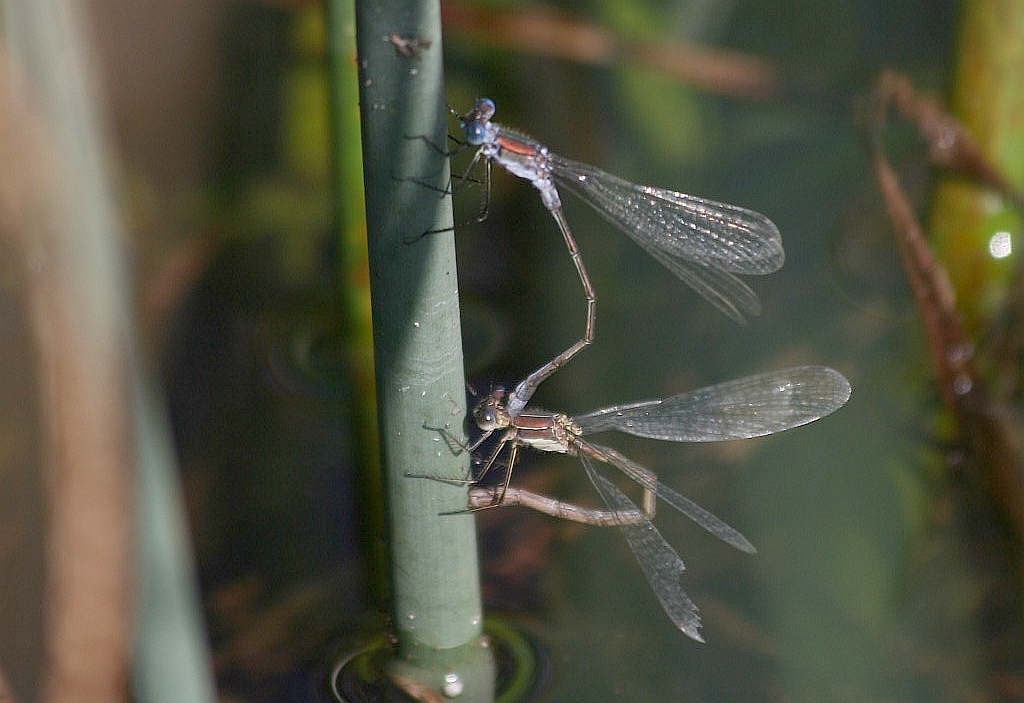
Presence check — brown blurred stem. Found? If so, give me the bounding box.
[442,0,785,101]
[861,70,1024,540]
[0,7,135,703]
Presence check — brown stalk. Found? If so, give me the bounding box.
[861,69,1024,539]
[0,41,134,703]
[441,1,782,101]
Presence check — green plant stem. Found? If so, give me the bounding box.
[352,0,492,690]
[324,0,387,607]
[930,1,1024,332]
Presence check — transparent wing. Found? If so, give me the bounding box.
[552,155,784,322]
[637,244,763,323]
[580,441,756,554]
[574,366,851,442]
[579,452,703,641]
[551,155,784,273]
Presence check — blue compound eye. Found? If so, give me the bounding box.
[475,97,495,114]
[465,122,487,145]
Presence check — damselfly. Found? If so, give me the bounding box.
[462,365,851,639]
[453,98,786,417]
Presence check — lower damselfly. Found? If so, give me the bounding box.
[459,365,851,639]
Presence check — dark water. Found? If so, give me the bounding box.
[166,1,1024,701]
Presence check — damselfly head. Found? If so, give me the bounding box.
[459,98,496,145]
[463,121,488,146]
[472,385,510,431]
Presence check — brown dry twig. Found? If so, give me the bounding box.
[858,68,1024,538]
[442,1,783,102]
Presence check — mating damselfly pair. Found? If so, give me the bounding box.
[415,98,850,640]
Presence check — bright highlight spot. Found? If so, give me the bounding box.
[988,231,1013,259]
[443,673,463,698]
